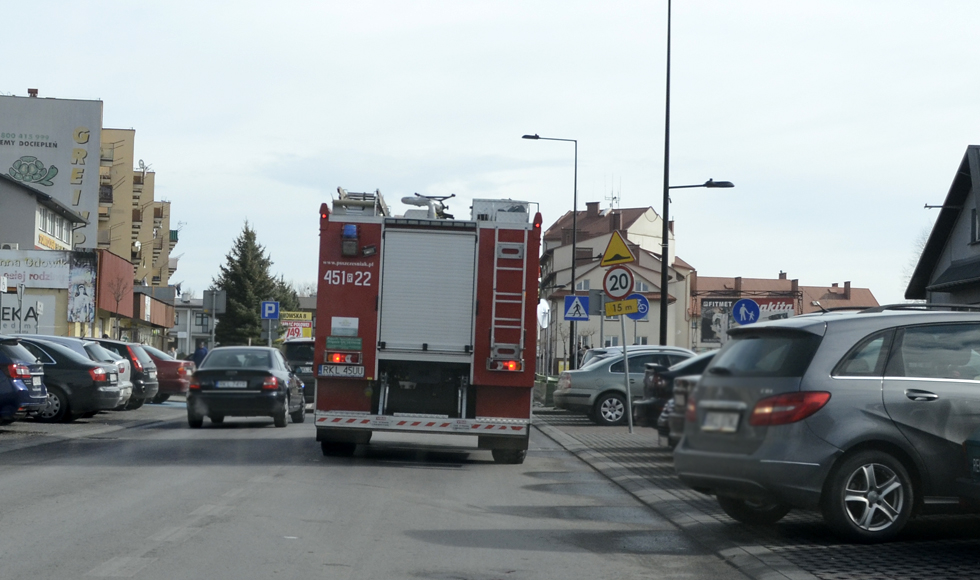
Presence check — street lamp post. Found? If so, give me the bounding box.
[658,0,735,345]
[523,133,579,369]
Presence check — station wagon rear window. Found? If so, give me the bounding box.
[709,331,822,378]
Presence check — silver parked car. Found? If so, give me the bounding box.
[674,305,980,542]
[554,345,694,425]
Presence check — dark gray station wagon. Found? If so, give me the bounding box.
[674,305,980,542]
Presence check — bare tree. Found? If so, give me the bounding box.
[104,274,130,339]
[901,226,931,302]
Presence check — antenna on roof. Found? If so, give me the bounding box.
[605,174,620,209]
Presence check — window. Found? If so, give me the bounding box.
[195,313,210,329]
[887,324,980,380]
[604,336,619,347]
[634,336,648,345]
[636,281,650,292]
[833,330,894,377]
[711,330,823,377]
[610,353,671,373]
[575,280,590,291]
[22,343,55,364]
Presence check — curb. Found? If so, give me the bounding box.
[533,420,819,580]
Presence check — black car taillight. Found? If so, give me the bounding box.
[262,377,278,390]
[749,391,831,427]
[127,346,144,373]
[88,366,107,382]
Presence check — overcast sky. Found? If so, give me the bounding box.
[6,1,978,304]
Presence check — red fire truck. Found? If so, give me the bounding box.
[313,188,541,464]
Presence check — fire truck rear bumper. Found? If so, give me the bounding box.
[314,412,529,437]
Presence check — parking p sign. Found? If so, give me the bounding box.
[261,301,280,320]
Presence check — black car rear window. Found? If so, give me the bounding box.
[84,342,120,363]
[129,345,154,366]
[708,331,822,378]
[283,342,314,361]
[0,342,38,363]
[203,349,272,369]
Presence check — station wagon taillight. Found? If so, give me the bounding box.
[749,391,831,427]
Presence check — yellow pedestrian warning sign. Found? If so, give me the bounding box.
[599,231,635,267]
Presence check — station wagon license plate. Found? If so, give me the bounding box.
[216,380,248,389]
[701,411,740,433]
[319,364,365,378]
[298,366,313,374]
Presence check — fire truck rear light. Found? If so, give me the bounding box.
[488,360,522,372]
[326,352,360,364]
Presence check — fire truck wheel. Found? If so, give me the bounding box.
[492,449,527,464]
[321,441,356,457]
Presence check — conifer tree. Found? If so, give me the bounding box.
[212,222,277,346]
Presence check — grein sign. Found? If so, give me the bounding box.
[0,96,103,249]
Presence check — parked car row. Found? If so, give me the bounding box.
[0,334,193,425]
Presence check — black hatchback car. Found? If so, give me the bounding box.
[18,337,123,423]
[94,339,159,409]
[633,350,717,442]
[0,335,46,423]
[187,346,305,428]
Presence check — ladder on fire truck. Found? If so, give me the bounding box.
[488,228,529,363]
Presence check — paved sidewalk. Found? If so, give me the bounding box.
[534,409,980,580]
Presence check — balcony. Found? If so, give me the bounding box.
[132,175,143,194]
[100,147,114,165]
[98,207,110,221]
[132,209,142,224]
[99,185,113,205]
[168,256,179,276]
[98,230,111,246]
[169,229,178,249]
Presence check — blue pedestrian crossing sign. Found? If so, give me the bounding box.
[564,295,590,321]
[732,299,760,326]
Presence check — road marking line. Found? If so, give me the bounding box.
[84,557,157,577]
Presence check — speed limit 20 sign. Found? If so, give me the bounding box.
[603,266,635,300]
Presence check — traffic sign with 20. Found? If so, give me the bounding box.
[603,266,635,300]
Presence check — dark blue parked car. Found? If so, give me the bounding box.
[0,335,46,424]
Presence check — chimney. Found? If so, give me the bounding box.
[608,211,622,233]
[792,279,799,296]
[779,271,787,280]
[28,88,38,97]
[668,220,674,234]
[832,282,839,291]
[586,201,600,218]
[734,277,742,295]
[844,281,851,300]
[691,271,698,294]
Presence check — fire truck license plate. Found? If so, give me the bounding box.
[319,364,365,378]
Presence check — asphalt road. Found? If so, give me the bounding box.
[0,403,746,580]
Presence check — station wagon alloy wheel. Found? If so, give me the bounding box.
[824,450,913,542]
[844,463,904,532]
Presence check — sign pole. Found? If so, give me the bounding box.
[620,312,633,433]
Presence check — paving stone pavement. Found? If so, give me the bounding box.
[533,409,980,580]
